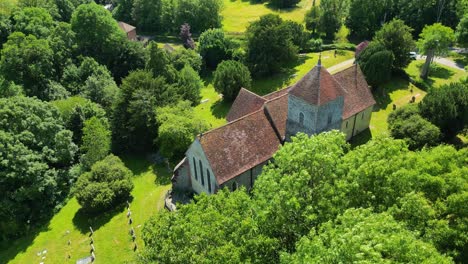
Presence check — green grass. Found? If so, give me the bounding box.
[221,0,313,33]
[0,0,17,15]
[0,157,171,264]
[406,60,467,88]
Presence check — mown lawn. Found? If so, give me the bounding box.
[0,157,171,264]
[222,0,314,33]
[406,60,467,88]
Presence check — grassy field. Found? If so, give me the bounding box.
[222,0,313,33]
[0,157,171,264]
[406,60,467,88]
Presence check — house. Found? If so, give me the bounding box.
[172,61,376,195]
[118,22,137,41]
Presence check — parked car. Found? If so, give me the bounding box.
[409,52,417,60]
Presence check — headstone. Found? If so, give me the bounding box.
[129,218,133,224]
[68,240,71,245]
[89,226,94,235]
[90,237,94,244]
[392,104,396,110]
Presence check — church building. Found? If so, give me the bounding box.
[172,62,376,195]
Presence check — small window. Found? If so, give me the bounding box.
[232,182,238,191]
[327,113,332,125]
[199,161,204,186]
[299,112,304,126]
[361,112,364,120]
[207,169,211,193]
[345,121,348,128]
[193,158,198,180]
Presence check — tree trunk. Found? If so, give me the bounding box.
[420,49,434,80]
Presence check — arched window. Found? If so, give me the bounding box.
[193,157,198,180]
[361,112,364,120]
[299,112,304,126]
[207,169,211,193]
[232,181,238,191]
[345,121,348,128]
[199,160,204,186]
[327,113,332,124]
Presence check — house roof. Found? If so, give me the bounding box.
[289,64,345,105]
[333,65,376,119]
[118,22,136,33]
[199,108,282,185]
[226,88,266,122]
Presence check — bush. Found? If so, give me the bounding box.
[198,28,232,69]
[307,38,323,52]
[75,155,134,214]
[357,42,394,87]
[213,60,252,101]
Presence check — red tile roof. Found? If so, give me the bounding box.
[199,108,282,185]
[118,21,136,33]
[289,65,345,105]
[226,88,266,122]
[264,94,289,140]
[262,86,290,100]
[333,65,376,119]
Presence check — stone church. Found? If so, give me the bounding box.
[172,61,376,195]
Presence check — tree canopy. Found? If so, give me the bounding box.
[213,60,252,101]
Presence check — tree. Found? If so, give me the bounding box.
[12,7,54,38]
[319,0,350,39]
[132,0,163,32]
[213,60,252,101]
[180,23,195,49]
[419,79,468,138]
[80,117,111,170]
[0,32,55,100]
[112,0,134,24]
[0,76,22,97]
[356,42,394,87]
[176,65,203,105]
[417,23,455,79]
[112,70,179,152]
[18,0,60,20]
[282,21,308,51]
[140,189,279,264]
[55,0,75,22]
[75,155,134,214]
[374,19,415,70]
[270,0,300,8]
[80,70,119,113]
[282,209,453,264]
[170,48,203,72]
[156,101,208,160]
[198,28,232,69]
[0,96,77,240]
[48,22,77,79]
[0,14,12,47]
[304,5,321,34]
[346,0,391,39]
[246,14,297,77]
[147,42,177,82]
[388,104,441,149]
[456,14,468,47]
[175,0,223,34]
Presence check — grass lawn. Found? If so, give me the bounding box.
[406,60,467,88]
[0,157,171,264]
[222,0,313,33]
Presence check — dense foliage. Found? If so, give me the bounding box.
[80,116,111,170]
[346,0,391,39]
[141,131,468,263]
[319,0,350,39]
[75,155,133,213]
[0,97,77,240]
[356,42,394,87]
[456,14,468,47]
[198,29,233,69]
[213,60,252,101]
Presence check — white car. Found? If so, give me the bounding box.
[409,52,417,60]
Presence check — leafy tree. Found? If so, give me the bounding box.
[0,32,55,100]
[456,14,468,47]
[48,22,77,79]
[0,76,22,97]
[246,14,297,77]
[388,104,441,149]
[80,70,119,113]
[112,0,134,24]
[374,19,415,70]
[0,14,12,47]
[132,0,163,32]
[175,0,223,34]
[12,7,54,38]
[75,155,133,214]
[147,42,177,82]
[417,23,455,79]
[213,60,252,101]
[419,79,468,138]
[346,0,391,39]
[107,39,148,82]
[55,0,75,22]
[156,101,208,160]
[356,42,394,87]
[0,96,77,240]
[282,209,453,264]
[112,70,179,152]
[176,65,203,105]
[52,96,108,145]
[270,0,300,8]
[170,48,203,72]
[140,189,279,264]
[180,23,195,49]
[282,20,308,51]
[304,5,320,34]
[18,0,60,20]
[80,117,111,170]
[198,28,232,69]
[319,0,350,39]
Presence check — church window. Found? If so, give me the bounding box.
[299,112,304,126]
[193,158,198,180]
[232,181,238,191]
[207,169,211,193]
[346,121,348,128]
[199,161,204,186]
[328,113,332,124]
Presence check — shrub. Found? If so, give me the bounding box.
[198,28,232,69]
[213,60,252,101]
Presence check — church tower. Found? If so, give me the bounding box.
[285,57,345,140]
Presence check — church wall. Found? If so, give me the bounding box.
[352,106,374,136]
[315,96,344,133]
[172,158,191,191]
[286,95,318,139]
[220,161,268,191]
[186,139,218,195]
[341,115,356,140]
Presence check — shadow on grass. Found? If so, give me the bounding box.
[0,226,50,264]
[210,99,232,119]
[349,129,372,149]
[72,201,129,234]
[373,78,411,111]
[153,164,172,186]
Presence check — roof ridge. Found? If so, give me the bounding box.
[240,87,267,101]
